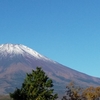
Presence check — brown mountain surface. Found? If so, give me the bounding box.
[0,43,100,97]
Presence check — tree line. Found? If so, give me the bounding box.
[10,67,100,100]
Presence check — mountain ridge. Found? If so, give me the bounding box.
[0,43,100,96]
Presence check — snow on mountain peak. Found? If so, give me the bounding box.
[0,43,47,60]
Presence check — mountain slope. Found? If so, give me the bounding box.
[0,43,100,96]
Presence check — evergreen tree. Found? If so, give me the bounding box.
[10,67,58,100]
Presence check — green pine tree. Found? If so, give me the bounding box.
[10,67,58,100]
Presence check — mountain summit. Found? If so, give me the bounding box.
[0,43,100,96]
[0,44,50,60]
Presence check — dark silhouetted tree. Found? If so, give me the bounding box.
[62,82,84,100]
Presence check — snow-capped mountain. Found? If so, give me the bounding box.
[0,43,100,97]
[0,44,51,60]
[0,44,55,68]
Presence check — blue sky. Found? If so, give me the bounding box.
[0,0,100,77]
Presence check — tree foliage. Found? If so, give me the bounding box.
[82,86,100,100]
[10,67,58,100]
[62,82,100,100]
[62,82,83,100]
